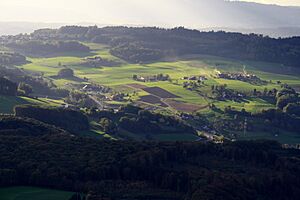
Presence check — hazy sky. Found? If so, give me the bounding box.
[0,0,299,25]
[239,0,300,6]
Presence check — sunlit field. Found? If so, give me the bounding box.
[17,43,300,115]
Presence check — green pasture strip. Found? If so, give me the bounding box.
[0,186,73,200]
[234,130,300,145]
[0,95,63,114]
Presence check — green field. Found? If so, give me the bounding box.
[0,187,73,200]
[235,131,300,145]
[0,95,64,114]
[17,43,300,114]
[11,42,300,143]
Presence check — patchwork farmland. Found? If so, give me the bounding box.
[139,95,168,107]
[127,84,203,112]
[165,99,208,113]
[142,87,180,99]
[2,41,299,143]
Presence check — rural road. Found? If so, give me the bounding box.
[89,95,104,109]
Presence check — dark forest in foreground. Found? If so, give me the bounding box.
[0,115,300,200]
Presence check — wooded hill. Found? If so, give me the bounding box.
[2,26,300,65]
[0,115,67,136]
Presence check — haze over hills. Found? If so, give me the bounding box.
[184,0,300,29]
[0,0,300,37]
[0,22,97,36]
[0,22,63,36]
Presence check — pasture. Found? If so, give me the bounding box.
[17,43,300,110]
[7,42,300,143]
[14,43,300,112]
[234,130,300,145]
[0,95,64,114]
[0,186,73,200]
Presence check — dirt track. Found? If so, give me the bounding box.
[165,99,208,113]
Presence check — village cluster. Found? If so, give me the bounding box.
[215,71,267,85]
[82,56,120,67]
[132,74,170,82]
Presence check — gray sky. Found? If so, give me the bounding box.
[0,0,299,26]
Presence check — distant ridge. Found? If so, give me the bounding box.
[202,27,300,38]
[0,0,300,37]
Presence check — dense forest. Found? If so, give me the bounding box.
[4,40,90,56]
[0,118,299,200]
[2,26,300,65]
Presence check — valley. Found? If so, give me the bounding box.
[0,18,300,200]
[2,0,300,198]
[1,39,298,144]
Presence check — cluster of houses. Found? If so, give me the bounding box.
[64,83,128,110]
[110,93,126,101]
[216,71,266,85]
[133,74,170,82]
[182,75,207,81]
[181,76,207,91]
[211,85,245,101]
[81,84,111,94]
[183,81,203,90]
[218,90,245,101]
[221,91,244,101]
[282,143,300,150]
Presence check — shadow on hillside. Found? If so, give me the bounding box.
[50,75,86,83]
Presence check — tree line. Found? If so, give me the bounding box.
[5,40,90,56]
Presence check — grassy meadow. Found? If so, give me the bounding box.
[0,187,73,200]
[10,42,300,143]
[235,130,300,145]
[0,95,64,114]
[16,42,300,114]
